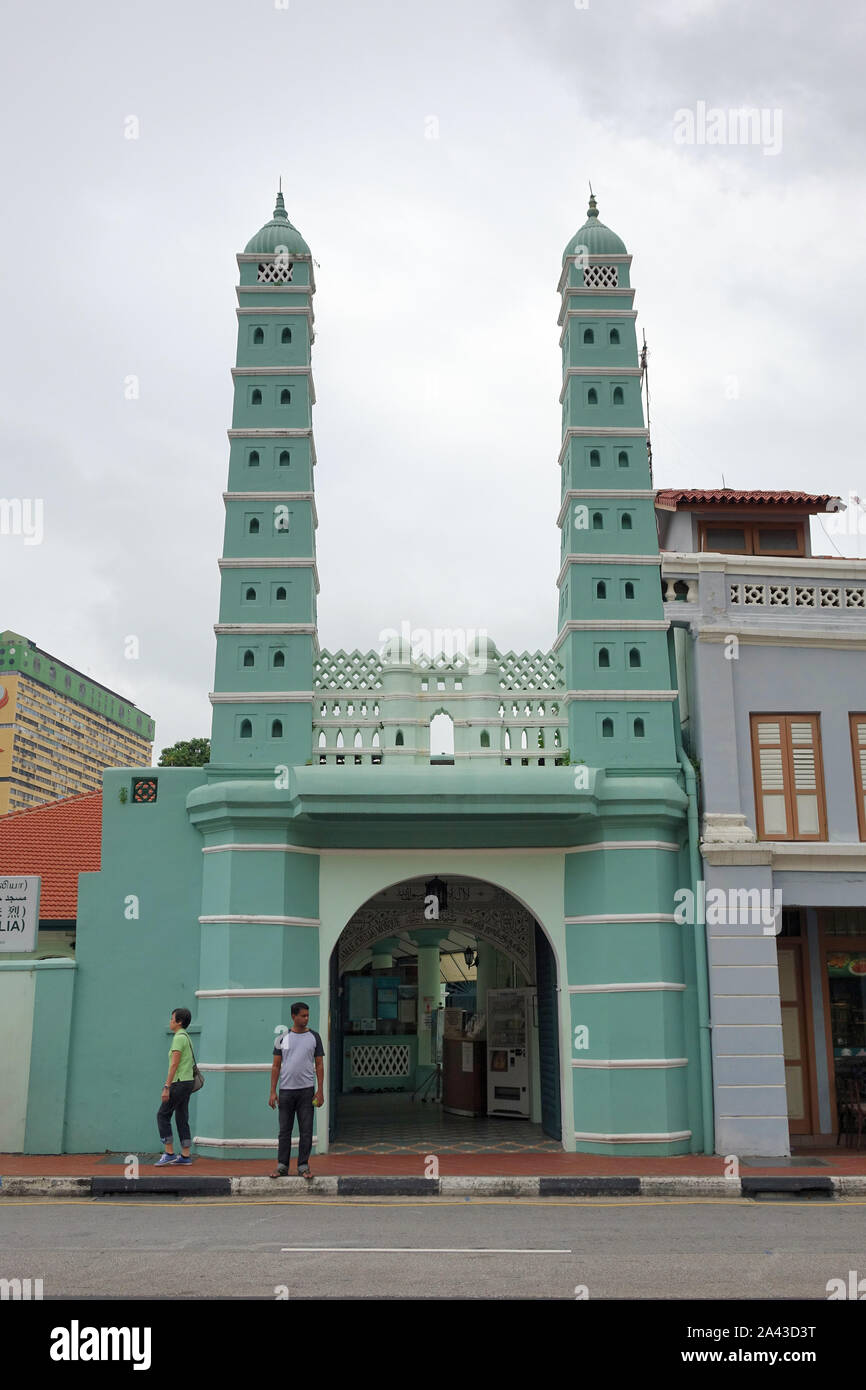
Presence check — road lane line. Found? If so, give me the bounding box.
[280,1251,572,1262]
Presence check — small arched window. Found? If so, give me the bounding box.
[240,719,252,739]
[276,586,287,600]
[248,449,260,467]
[273,651,285,668]
[624,581,635,600]
[617,450,629,468]
[280,389,291,405]
[318,730,326,748]
[596,581,606,599]
[587,388,598,405]
[504,729,511,750]
[243,650,255,667]
[253,327,265,344]
[612,386,624,405]
[281,327,292,344]
[245,586,256,601]
[598,647,610,668]
[395,730,404,746]
[583,328,594,344]
[271,719,283,738]
[336,730,344,749]
[589,449,601,467]
[602,717,614,739]
[621,513,633,531]
[633,717,645,738]
[592,512,603,530]
[609,328,620,345]
[480,730,490,748]
[249,517,260,534]
[279,450,290,467]
[629,647,641,668]
[251,388,263,406]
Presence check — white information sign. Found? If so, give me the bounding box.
[0,876,41,952]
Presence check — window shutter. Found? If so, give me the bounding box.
[789,719,820,836]
[751,714,825,841]
[851,715,866,841]
[754,718,789,837]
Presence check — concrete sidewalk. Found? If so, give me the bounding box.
[3,1148,866,1199]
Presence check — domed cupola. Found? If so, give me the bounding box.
[563,193,627,262]
[244,189,310,256]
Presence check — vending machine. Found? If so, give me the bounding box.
[486,987,534,1117]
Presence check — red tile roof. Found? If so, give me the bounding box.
[655,489,841,512]
[0,791,102,919]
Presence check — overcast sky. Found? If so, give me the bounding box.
[1,0,864,757]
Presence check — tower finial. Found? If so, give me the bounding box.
[273,183,288,221]
[587,184,599,220]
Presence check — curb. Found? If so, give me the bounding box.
[2,1173,865,1199]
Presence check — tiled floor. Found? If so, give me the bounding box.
[329,1093,561,1153]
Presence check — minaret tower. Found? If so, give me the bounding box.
[554,194,677,769]
[209,190,318,769]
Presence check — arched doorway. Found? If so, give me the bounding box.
[327,875,562,1151]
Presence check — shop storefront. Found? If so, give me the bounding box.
[778,907,866,1141]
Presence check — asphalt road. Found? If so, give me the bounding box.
[2,1197,865,1300]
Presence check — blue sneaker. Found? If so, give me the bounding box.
[172,1155,193,1165]
[154,1153,175,1165]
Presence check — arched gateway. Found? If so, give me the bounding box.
[326,875,563,1150]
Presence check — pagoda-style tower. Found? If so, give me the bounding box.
[209,190,319,769]
[554,195,677,768]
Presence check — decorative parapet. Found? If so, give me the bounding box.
[312,648,568,766]
[662,554,866,627]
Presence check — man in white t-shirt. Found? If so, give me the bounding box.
[268,1001,324,1179]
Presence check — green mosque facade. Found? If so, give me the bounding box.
[36,192,712,1159]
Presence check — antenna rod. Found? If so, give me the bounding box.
[640,329,653,485]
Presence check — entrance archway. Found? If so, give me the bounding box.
[327,875,562,1151]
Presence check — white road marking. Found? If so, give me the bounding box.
[280,1251,572,1262]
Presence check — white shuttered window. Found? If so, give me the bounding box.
[750,714,826,841]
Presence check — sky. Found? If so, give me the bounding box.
[1,0,864,758]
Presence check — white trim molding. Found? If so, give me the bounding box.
[568,981,686,992]
[214,624,317,635]
[232,366,312,377]
[198,914,320,927]
[574,1130,692,1143]
[197,1063,271,1072]
[202,843,320,855]
[209,691,315,703]
[701,842,866,873]
[565,913,678,925]
[555,619,669,634]
[194,1136,317,1149]
[196,987,321,997]
[563,689,678,702]
[571,1057,688,1068]
[565,840,680,854]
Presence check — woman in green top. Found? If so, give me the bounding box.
[155,1007,196,1165]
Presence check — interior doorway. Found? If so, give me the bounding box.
[328,875,563,1152]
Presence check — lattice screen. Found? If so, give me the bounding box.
[583,265,618,289]
[257,262,294,284]
[350,1043,411,1078]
